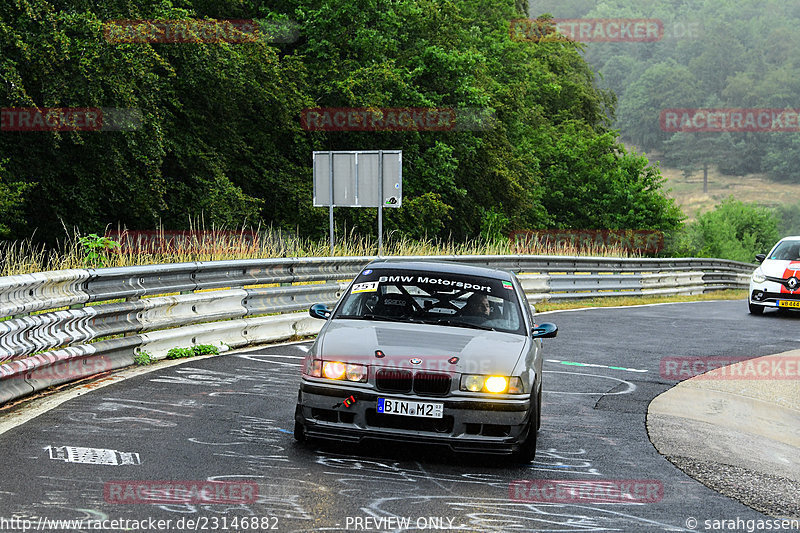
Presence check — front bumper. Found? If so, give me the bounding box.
[749,282,800,309]
[295,380,533,454]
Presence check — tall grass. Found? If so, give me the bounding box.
[0,224,635,276]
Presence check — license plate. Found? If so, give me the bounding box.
[778,300,800,308]
[377,398,443,419]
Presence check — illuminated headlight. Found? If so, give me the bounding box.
[752,268,766,284]
[323,361,347,380]
[460,375,524,394]
[305,360,367,382]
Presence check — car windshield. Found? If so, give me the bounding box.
[768,240,800,260]
[334,268,526,335]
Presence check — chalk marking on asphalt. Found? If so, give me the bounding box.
[0,340,314,437]
[546,359,648,373]
[233,353,304,359]
[543,370,637,395]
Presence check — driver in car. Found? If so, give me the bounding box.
[463,292,492,321]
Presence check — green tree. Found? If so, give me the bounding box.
[674,197,779,262]
[661,132,737,193]
[1,0,686,245]
[536,123,683,230]
[617,61,701,152]
[0,160,33,238]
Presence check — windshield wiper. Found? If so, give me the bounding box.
[338,313,421,324]
[431,318,496,331]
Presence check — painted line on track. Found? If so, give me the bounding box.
[546,359,649,373]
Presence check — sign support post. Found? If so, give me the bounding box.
[328,153,334,255]
[313,150,401,257]
[378,150,384,256]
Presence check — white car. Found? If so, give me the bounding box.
[749,236,800,314]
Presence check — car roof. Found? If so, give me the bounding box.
[366,258,515,281]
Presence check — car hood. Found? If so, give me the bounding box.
[760,259,800,278]
[315,319,528,376]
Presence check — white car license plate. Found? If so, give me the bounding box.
[377,398,443,419]
[778,300,800,308]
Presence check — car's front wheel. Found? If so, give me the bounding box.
[294,405,307,442]
[536,387,542,431]
[748,301,765,315]
[294,421,306,442]
[513,392,539,463]
[513,415,538,463]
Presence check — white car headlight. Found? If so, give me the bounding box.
[752,268,766,284]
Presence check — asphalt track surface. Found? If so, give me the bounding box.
[0,300,798,533]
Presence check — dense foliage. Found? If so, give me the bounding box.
[536,0,800,183]
[0,0,683,243]
[668,197,779,262]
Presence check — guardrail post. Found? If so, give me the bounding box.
[124,295,140,337]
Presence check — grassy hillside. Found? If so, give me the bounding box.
[660,166,800,221]
[622,142,799,222]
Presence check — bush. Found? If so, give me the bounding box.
[665,197,779,262]
[774,201,800,237]
[133,351,152,366]
[165,344,220,360]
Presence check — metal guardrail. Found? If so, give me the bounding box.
[0,255,754,405]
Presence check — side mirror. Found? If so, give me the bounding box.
[531,322,558,338]
[309,303,332,320]
[755,253,766,263]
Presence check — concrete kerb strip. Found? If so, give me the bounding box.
[647,349,800,517]
[0,339,312,438]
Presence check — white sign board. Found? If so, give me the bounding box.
[313,150,402,207]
